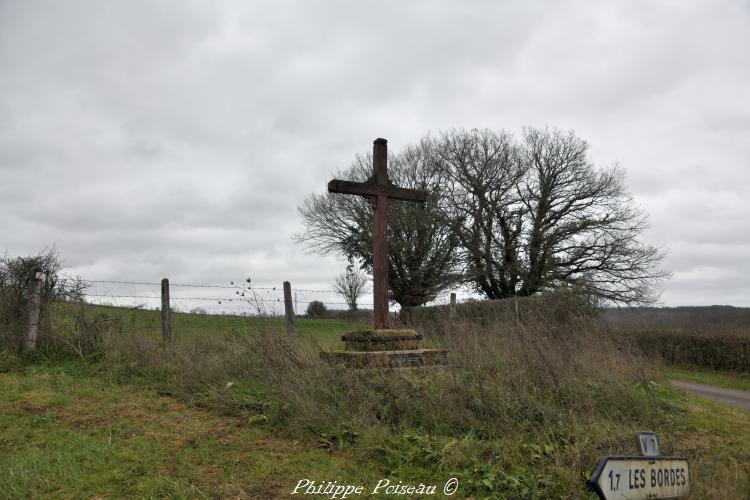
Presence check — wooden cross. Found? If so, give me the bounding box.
[328,138,426,329]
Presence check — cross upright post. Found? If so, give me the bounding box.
[328,138,426,330]
[371,138,389,329]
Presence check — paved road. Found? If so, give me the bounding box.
[670,380,750,411]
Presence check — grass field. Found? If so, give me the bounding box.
[2,300,750,498]
[0,361,368,498]
[51,302,357,349]
[2,360,750,498]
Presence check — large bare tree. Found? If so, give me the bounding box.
[433,127,668,304]
[296,141,461,308]
[515,127,667,304]
[431,128,527,299]
[299,128,666,307]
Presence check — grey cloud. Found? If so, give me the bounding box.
[1,1,749,307]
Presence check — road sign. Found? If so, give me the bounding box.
[636,431,660,457]
[591,456,690,499]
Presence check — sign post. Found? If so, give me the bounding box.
[636,431,660,457]
[590,433,690,499]
[591,456,690,499]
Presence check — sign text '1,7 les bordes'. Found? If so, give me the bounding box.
[590,432,690,499]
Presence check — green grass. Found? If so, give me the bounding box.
[665,390,750,499]
[0,362,376,498]
[6,301,750,498]
[52,302,357,349]
[2,361,750,498]
[666,365,750,393]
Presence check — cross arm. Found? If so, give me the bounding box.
[328,179,426,203]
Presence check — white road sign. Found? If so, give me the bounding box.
[636,431,660,457]
[591,456,690,499]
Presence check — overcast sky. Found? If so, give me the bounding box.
[1,1,749,310]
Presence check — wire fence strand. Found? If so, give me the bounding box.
[83,279,335,294]
[78,278,379,314]
[75,278,462,317]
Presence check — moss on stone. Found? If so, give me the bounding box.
[341,329,419,339]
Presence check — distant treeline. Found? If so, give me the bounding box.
[602,305,750,336]
[602,305,750,373]
[402,292,596,329]
[406,299,750,372]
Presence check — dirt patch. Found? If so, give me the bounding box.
[231,482,286,499]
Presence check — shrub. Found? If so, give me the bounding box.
[0,248,85,353]
[50,290,664,498]
[602,306,750,372]
[226,291,656,439]
[88,289,655,439]
[626,330,750,372]
[401,289,598,328]
[305,300,328,317]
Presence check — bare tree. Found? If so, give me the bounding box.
[435,127,668,305]
[516,127,668,304]
[300,128,667,307]
[332,268,370,310]
[431,128,527,299]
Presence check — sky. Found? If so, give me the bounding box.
[1,0,749,311]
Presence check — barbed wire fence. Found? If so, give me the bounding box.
[78,279,377,314]
[54,275,460,340]
[77,279,457,312]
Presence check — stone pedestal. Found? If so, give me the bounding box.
[322,329,448,368]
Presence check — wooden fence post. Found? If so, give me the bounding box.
[449,292,457,322]
[23,271,44,353]
[283,281,294,340]
[161,278,171,341]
